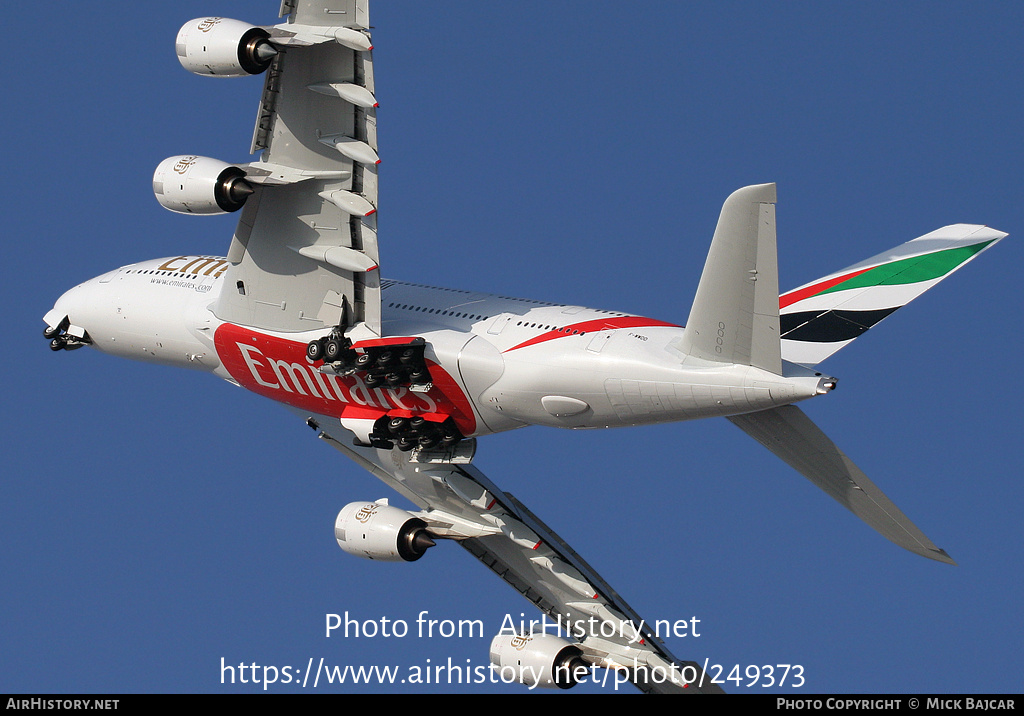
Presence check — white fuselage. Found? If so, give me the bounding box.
[46,256,831,440]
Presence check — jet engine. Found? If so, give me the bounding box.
[175,17,277,77]
[334,501,436,562]
[153,156,254,215]
[489,632,588,689]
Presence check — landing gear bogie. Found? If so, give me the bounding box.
[306,332,355,368]
[367,413,464,454]
[310,335,434,391]
[349,339,433,390]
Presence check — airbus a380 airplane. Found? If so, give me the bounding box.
[43,2,1006,694]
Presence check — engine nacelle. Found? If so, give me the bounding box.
[489,632,588,689]
[334,501,436,562]
[153,155,254,215]
[175,17,276,77]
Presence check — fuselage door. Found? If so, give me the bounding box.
[587,330,613,353]
[486,314,513,335]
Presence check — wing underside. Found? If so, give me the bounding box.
[305,410,723,693]
[215,0,381,337]
[217,4,719,692]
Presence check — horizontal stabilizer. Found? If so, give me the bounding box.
[780,224,1007,366]
[728,405,955,564]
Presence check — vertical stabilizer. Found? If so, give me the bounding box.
[779,224,1007,366]
[679,184,781,374]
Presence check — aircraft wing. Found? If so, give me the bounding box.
[303,412,723,693]
[214,0,382,337]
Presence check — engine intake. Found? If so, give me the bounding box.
[335,501,436,562]
[153,155,254,215]
[176,17,276,77]
[489,632,588,689]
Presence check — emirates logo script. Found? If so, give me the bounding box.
[197,18,222,33]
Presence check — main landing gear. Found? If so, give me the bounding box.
[307,334,433,392]
[367,414,463,452]
[308,331,466,453]
[306,330,354,364]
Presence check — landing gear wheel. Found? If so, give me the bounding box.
[49,338,66,352]
[44,326,62,340]
[418,433,441,450]
[324,339,343,362]
[409,367,429,383]
[355,352,373,369]
[307,339,325,362]
[387,417,408,435]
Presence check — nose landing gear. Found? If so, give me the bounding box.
[44,318,90,351]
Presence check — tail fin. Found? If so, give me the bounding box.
[678,184,782,374]
[780,224,1007,366]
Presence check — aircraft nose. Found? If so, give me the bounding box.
[43,279,100,352]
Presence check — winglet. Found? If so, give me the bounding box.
[679,184,782,374]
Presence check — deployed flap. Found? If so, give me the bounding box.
[728,405,955,565]
[215,0,381,336]
[679,184,781,374]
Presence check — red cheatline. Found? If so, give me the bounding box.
[504,316,679,352]
[779,267,872,309]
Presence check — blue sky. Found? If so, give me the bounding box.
[4,1,1022,694]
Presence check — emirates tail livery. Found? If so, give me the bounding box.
[43,2,1006,694]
